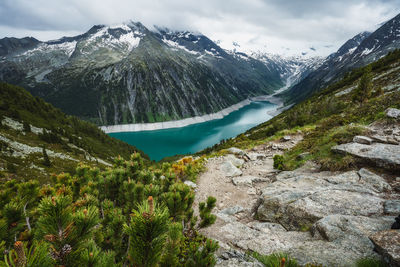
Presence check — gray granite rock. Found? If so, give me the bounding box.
[257,171,386,230]
[386,108,400,119]
[332,142,400,170]
[384,200,400,215]
[225,154,245,167]
[353,135,373,145]
[370,230,400,266]
[220,206,245,216]
[220,161,242,177]
[232,175,268,186]
[227,147,245,156]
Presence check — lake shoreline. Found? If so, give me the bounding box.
[100,95,284,133]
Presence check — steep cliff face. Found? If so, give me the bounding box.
[0,22,286,125]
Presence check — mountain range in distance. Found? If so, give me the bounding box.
[0,12,400,126]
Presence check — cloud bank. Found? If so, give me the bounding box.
[0,0,399,56]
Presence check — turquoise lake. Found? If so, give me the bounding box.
[109,101,277,161]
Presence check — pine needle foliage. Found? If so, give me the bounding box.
[0,153,217,266]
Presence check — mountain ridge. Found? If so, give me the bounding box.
[0,21,311,125]
[284,12,400,103]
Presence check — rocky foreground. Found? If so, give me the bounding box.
[194,109,400,266]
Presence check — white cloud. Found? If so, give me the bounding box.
[0,0,399,56]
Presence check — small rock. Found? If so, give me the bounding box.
[217,250,264,267]
[232,175,259,186]
[247,188,257,195]
[353,135,373,145]
[396,177,400,182]
[227,147,245,156]
[384,129,393,135]
[297,152,310,160]
[246,153,265,161]
[225,154,244,167]
[184,180,197,189]
[370,230,400,266]
[271,144,279,150]
[386,108,400,119]
[387,137,399,145]
[220,161,242,177]
[282,136,291,142]
[220,206,244,216]
[384,200,400,215]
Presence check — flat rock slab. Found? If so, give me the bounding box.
[370,230,400,266]
[257,171,387,230]
[232,175,268,186]
[220,206,245,216]
[332,142,400,170]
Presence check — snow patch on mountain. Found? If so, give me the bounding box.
[21,41,77,57]
[162,38,199,55]
[84,26,143,52]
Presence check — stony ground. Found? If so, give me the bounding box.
[194,111,400,266]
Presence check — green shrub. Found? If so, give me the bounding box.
[355,257,388,267]
[251,252,299,267]
[273,155,285,170]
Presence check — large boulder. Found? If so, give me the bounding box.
[312,215,394,242]
[257,171,387,230]
[370,230,400,266]
[332,142,400,170]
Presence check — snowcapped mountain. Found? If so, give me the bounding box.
[285,12,400,103]
[0,21,294,125]
[249,52,324,90]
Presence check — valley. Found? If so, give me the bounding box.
[0,6,400,267]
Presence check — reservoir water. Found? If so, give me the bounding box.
[110,101,277,161]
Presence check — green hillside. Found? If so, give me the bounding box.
[201,49,400,171]
[0,82,147,182]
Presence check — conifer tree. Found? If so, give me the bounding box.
[2,241,53,267]
[22,122,31,133]
[42,146,51,167]
[185,239,218,267]
[123,197,170,267]
[198,196,217,228]
[160,222,183,267]
[353,66,373,103]
[162,183,194,222]
[35,195,99,266]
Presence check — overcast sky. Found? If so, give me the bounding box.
[0,0,399,56]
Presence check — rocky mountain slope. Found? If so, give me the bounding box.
[0,83,144,182]
[250,53,324,91]
[194,48,400,266]
[0,22,307,125]
[284,12,400,103]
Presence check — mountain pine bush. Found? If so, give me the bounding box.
[0,153,217,266]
